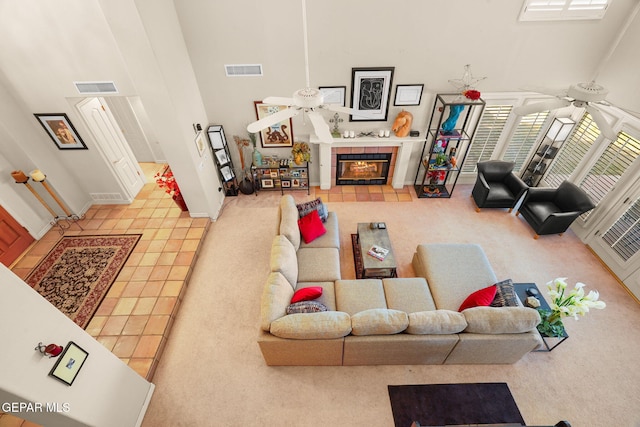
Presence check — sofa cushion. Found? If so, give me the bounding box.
[383,277,436,313]
[298,210,326,244]
[260,272,295,331]
[270,235,298,286]
[291,286,323,303]
[490,279,520,307]
[463,306,541,334]
[297,197,328,222]
[459,284,497,312]
[351,308,408,336]
[299,211,340,250]
[286,301,329,314]
[335,279,387,316]
[297,248,341,282]
[296,282,337,311]
[270,311,352,339]
[406,310,468,335]
[414,244,498,311]
[279,195,301,250]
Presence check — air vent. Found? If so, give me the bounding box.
[90,193,124,202]
[224,64,263,77]
[74,81,118,94]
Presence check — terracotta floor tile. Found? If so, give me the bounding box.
[157,252,178,266]
[122,208,142,219]
[356,193,372,202]
[86,316,107,336]
[140,229,158,240]
[125,252,144,267]
[176,218,193,228]
[151,208,169,219]
[180,240,200,252]
[192,218,210,227]
[161,218,178,228]
[354,185,370,194]
[152,297,177,315]
[370,193,386,202]
[328,193,344,202]
[106,281,128,298]
[121,281,146,297]
[117,266,136,281]
[147,240,167,253]
[130,218,149,229]
[144,198,162,209]
[101,315,129,335]
[112,298,138,316]
[95,297,118,316]
[106,208,126,219]
[160,281,183,297]
[92,209,110,219]
[122,315,149,335]
[140,252,160,266]
[341,185,356,194]
[154,228,173,240]
[137,208,155,218]
[133,297,158,315]
[96,336,118,351]
[383,193,399,201]
[382,185,396,193]
[398,193,413,202]
[115,218,134,230]
[133,335,162,358]
[342,193,357,202]
[168,265,190,281]
[150,265,171,281]
[131,266,154,281]
[112,336,140,358]
[132,240,151,253]
[170,228,188,240]
[14,255,43,269]
[140,281,164,297]
[174,252,194,266]
[99,219,119,230]
[146,218,165,229]
[144,315,170,335]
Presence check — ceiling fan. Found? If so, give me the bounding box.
[513,81,617,140]
[246,0,366,144]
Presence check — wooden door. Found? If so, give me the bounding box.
[0,205,34,267]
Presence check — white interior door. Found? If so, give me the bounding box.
[77,97,146,200]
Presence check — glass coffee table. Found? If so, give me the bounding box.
[513,282,569,352]
[356,222,397,279]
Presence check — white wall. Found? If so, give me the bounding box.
[0,264,154,427]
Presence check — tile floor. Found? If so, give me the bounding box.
[2,171,413,426]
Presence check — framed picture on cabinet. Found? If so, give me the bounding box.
[215,149,229,165]
[34,113,87,150]
[281,179,291,188]
[254,101,294,148]
[394,84,424,106]
[261,178,274,188]
[318,86,346,106]
[350,67,394,122]
[220,166,234,182]
[48,341,89,386]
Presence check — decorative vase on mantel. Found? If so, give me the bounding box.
[172,193,188,211]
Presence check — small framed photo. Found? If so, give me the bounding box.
[34,113,87,150]
[215,149,229,165]
[318,86,346,106]
[292,179,300,187]
[281,180,291,188]
[269,170,278,178]
[394,84,424,106]
[261,178,274,188]
[220,166,234,181]
[350,67,394,122]
[49,341,89,386]
[194,131,207,157]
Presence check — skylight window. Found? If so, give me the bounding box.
[519,0,609,21]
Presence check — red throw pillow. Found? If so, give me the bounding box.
[458,284,498,312]
[298,210,326,244]
[291,286,323,304]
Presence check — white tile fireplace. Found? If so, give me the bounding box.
[310,135,423,190]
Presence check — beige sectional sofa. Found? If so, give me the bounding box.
[258,195,543,366]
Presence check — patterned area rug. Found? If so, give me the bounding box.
[388,382,525,427]
[25,234,141,328]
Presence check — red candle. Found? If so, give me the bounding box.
[11,170,29,183]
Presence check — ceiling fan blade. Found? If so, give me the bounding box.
[307,111,334,144]
[247,107,299,133]
[322,104,357,115]
[586,104,617,140]
[513,99,571,116]
[263,96,295,106]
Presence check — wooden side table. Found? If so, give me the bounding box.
[513,282,569,352]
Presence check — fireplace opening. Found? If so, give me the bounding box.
[336,153,392,185]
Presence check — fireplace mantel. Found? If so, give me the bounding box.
[310,135,424,190]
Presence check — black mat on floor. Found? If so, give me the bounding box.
[388,382,525,427]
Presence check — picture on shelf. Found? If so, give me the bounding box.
[261,178,274,188]
[270,170,278,178]
[292,179,300,187]
[220,166,234,181]
[281,180,291,188]
[215,149,229,165]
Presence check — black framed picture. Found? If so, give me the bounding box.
[350,67,394,122]
[394,84,424,106]
[34,113,87,150]
[49,341,89,386]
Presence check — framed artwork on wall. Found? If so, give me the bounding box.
[194,131,207,157]
[34,113,87,150]
[350,67,394,122]
[318,86,346,106]
[48,341,89,386]
[254,101,294,148]
[394,84,424,106]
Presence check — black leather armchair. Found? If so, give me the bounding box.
[516,181,595,239]
[471,160,528,212]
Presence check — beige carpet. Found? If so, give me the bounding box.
[142,185,640,427]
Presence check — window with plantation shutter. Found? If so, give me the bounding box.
[462,105,512,173]
[601,199,640,262]
[544,112,599,188]
[578,131,640,221]
[503,111,549,172]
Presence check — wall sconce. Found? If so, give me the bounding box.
[546,117,575,142]
[35,342,63,358]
